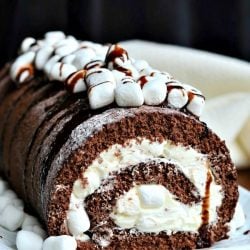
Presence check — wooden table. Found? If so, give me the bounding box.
[238,168,250,190]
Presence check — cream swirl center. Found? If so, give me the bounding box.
[67,138,222,239]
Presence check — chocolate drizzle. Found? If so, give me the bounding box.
[201,171,212,225]
[59,63,63,78]
[84,60,104,70]
[244,230,250,235]
[105,44,132,76]
[137,75,148,87]
[65,70,86,93]
[16,64,34,82]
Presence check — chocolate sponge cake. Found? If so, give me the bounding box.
[0,32,238,249]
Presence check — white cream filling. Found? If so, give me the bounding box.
[68,138,223,238]
[111,181,222,233]
[111,184,202,233]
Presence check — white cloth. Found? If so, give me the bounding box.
[121,40,250,168]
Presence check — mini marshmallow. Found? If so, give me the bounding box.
[54,36,79,56]
[84,60,105,70]
[20,37,36,53]
[44,31,65,46]
[151,71,172,82]
[32,225,47,239]
[142,78,167,105]
[0,180,8,195]
[23,225,47,239]
[0,196,12,213]
[67,209,90,235]
[182,83,203,95]
[65,69,87,93]
[106,45,139,78]
[61,54,76,64]
[42,235,77,250]
[186,93,205,117]
[35,46,54,70]
[16,230,43,250]
[167,85,188,109]
[0,204,24,231]
[43,55,61,76]
[22,214,40,229]
[105,44,129,69]
[72,48,96,69]
[112,69,126,84]
[85,68,116,109]
[75,233,90,242]
[115,78,144,107]
[3,189,17,199]
[12,198,24,210]
[10,51,35,81]
[133,59,150,73]
[138,66,154,76]
[50,63,77,82]
[137,185,166,208]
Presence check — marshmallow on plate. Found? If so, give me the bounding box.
[21,214,40,229]
[0,204,24,231]
[0,180,8,195]
[16,230,43,250]
[115,77,144,107]
[0,196,12,213]
[43,235,77,250]
[85,68,116,109]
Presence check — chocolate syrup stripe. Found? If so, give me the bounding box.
[65,70,86,93]
[3,82,61,182]
[85,162,201,231]
[9,89,67,199]
[24,94,82,205]
[201,171,212,226]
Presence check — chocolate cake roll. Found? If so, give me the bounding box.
[0,32,238,250]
